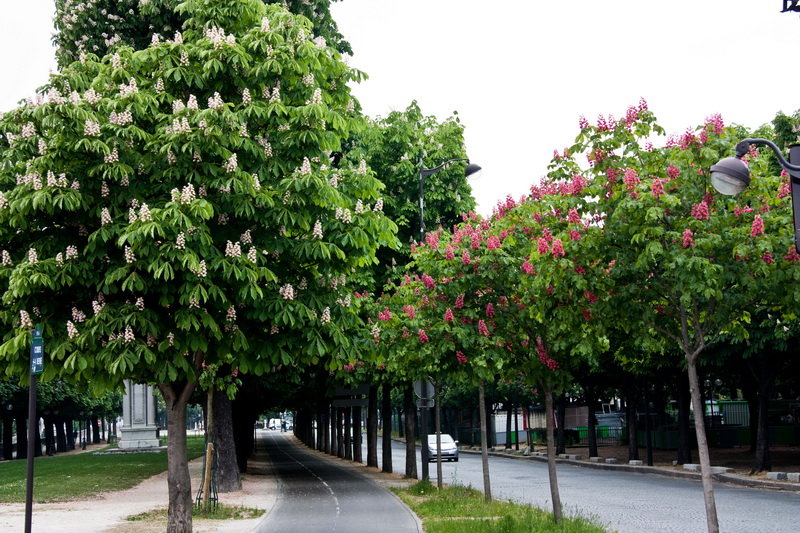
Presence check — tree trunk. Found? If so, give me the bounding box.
[677,371,693,464]
[403,383,417,479]
[478,383,492,501]
[159,381,196,533]
[213,391,241,492]
[587,391,598,459]
[330,405,337,457]
[626,395,639,461]
[514,405,520,451]
[56,418,67,453]
[434,383,443,490]
[344,407,352,461]
[644,383,653,466]
[2,414,13,460]
[43,416,55,455]
[91,416,101,444]
[556,394,566,454]
[66,419,75,451]
[16,415,27,459]
[367,386,378,468]
[322,404,330,455]
[381,383,393,473]
[686,357,720,533]
[543,382,563,523]
[352,406,363,463]
[336,408,344,459]
[505,402,513,449]
[316,407,324,451]
[751,366,772,473]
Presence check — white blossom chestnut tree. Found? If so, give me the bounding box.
[0,1,395,530]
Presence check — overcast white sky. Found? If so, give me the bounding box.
[2,1,799,215]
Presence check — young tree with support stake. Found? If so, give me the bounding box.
[0,2,395,530]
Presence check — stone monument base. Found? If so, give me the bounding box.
[119,426,160,449]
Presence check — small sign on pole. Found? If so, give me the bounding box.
[30,325,44,375]
[25,324,43,533]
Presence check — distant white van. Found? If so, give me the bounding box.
[268,418,281,430]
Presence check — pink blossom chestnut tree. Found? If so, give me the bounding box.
[0,1,396,530]
[550,102,800,533]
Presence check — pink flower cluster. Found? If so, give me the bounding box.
[456,351,467,364]
[422,274,436,289]
[691,202,709,220]
[536,337,558,370]
[378,307,392,321]
[478,320,490,337]
[521,261,535,274]
[751,215,765,237]
[403,305,416,318]
[455,294,465,309]
[651,178,664,199]
[418,329,429,343]
[551,239,565,257]
[682,229,694,247]
[444,308,454,322]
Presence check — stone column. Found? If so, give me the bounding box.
[119,381,160,449]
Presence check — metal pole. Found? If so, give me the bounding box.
[24,374,37,533]
[418,156,425,241]
[420,382,430,480]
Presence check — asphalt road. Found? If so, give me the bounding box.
[255,432,420,533]
[369,437,800,533]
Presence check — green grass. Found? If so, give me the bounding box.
[127,503,263,521]
[0,435,205,503]
[393,480,608,533]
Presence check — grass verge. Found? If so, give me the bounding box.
[0,435,205,503]
[393,480,607,533]
[127,503,263,521]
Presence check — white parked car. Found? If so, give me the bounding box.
[427,433,459,462]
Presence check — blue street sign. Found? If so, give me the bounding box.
[30,326,43,375]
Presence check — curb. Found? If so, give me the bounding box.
[457,448,800,492]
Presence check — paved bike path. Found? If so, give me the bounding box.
[255,433,420,533]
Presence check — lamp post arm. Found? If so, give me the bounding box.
[736,138,800,173]
[420,158,470,177]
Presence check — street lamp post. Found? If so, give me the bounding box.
[710,138,800,251]
[418,156,482,241]
[416,156,480,481]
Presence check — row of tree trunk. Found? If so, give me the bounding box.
[0,414,113,460]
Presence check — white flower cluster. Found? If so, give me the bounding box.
[67,321,79,339]
[84,88,100,105]
[21,122,36,138]
[299,278,308,290]
[119,77,138,97]
[1,250,11,265]
[189,298,200,308]
[111,53,122,69]
[100,207,112,225]
[302,73,314,87]
[307,88,323,105]
[84,120,101,136]
[124,246,136,263]
[180,50,189,66]
[171,31,183,44]
[217,214,229,225]
[69,91,81,105]
[247,247,257,263]
[167,150,176,164]
[167,332,175,346]
[135,297,145,311]
[151,33,161,45]
[176,232,185,249]
[104,146,119,164]
[123,325,134,343]
[320,306,331,324]
[252,174,261,190]
[146,333,157,347]
[242,88,251,104]
[167,117,191,134]
[46,88,65,105]
[92,295,105,316]
[335,207,352,223]
[298,157,312,175]
[355,199,365,214]
[65,245,78,260]
[270,83,281,103]
[193,152,202,163]
[208,92,224,109]
[139,203,152,222]
[371,323,381,340]
[172,99,185,113]
[314,36,327,49]
[226,306,236,322]
[71,307,86,322]
[225,153,238,173]
[270,324,280,334]
[336,294,352,307]
[101,181,110,197]
[279,283,295,300]
[260,17,270,32]
[283,191,291,205]
[312,220,323,239]
[28,248,38,264]
[256,136,273,157]
[239,123,249,137]
[155,78,165,93]
[129,207,137,223]
[328,174,339,187]
[374,197,384,212]
[186,94,198,109]
[204,26,235,49]
[20,310,33,328]
[225,241,242,258]
[241,229,252,244]
[109,110,132,125]
[196,259,207,278]
[357,159,367,174]
[0,191,8,209]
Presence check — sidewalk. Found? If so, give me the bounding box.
[0,442,278,532]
